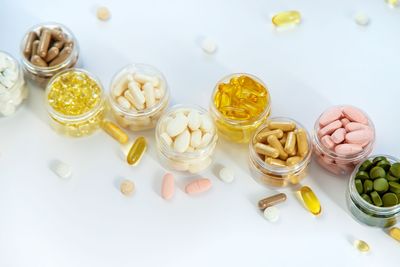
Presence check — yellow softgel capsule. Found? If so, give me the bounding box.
[272,11,301,27]
[102,120,129,144]
[389,227,400,242]
[354,240,370,252]
[298,186,321,215]
[127,136,147,165]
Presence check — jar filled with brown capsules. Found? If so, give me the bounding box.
[20,22,79,86]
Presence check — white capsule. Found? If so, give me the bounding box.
[128,81,145,102]
[116,96,131,110]
[124,87,144,110]
[190,130,202,148]
[263,206,279,222]
[354,12,370,26]
[52,161,72,179]
[112,73,133,97]
[201,37,217,54]
[133,73,159,87]
[200,114,213,132]
[219,167,234,183]
[187,110,201,131]
[160,132,173,146]
[166,114,188,137]
[143,82,156,108]
[199,132,213,148]
[173,130,190,153]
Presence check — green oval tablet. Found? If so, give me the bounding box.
[389,182,400,194]
[363,179,373,194]
[386,172,399,182]
[389,163,400,178]
[373,156,387,164]
[371,191,383,207]
[355,179,363,194]
[382,193,398,207]
[356,171,369,180]
[376,160,391,172]
[370,166,386,179]
[374,178,389,193]
[361,194,372,204]
[359,160,373,172]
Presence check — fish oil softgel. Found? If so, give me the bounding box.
[298,186,322,215]
[45,69,105,137]
[109,64,169,131]
[210,73,271,143]
[0,51,28,116]
[272,11,301,27]
[249,117,312,187]
[155,105,218,173]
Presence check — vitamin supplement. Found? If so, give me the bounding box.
[298,186,321,215]
[272,11,301,27]
[161,173,175,200]
[201,37,217,54]
[97,6,111,21]
[219,167,234,183]
[120,179,135,196]
[210,73,270,143]
[389,227,400,242]
[353,240,370,252]
[386,0,399,7]
[0,51,27,116]
[46,69,105,137]
[354,12,370,26]
[102,120,129,144]
[109,64,169,131]
[51,160,72,179]
[258,193,287,210]
[185,178,212,195]
[263,206,280,222]
[249,118,311,187]
[156,105,217,173]
[127,137,147,165]
[313,105,375,176]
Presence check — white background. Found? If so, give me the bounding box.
[1,0,400,266]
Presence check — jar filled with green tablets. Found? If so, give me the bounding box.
[347,154,400,228]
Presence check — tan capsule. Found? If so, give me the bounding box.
[44,47,59,62]
[49,46,72,66]
[31,55,48,67]
[286,156,302,166]
[30,40,40,61]
[268,121,296,132]
[284,131,297,155]
[38,28,52,58]
[265,157,287,167]
[53,40,65,49]
[267,135,288,160]
[256,129,284,143]
[64,39,74,48]
[258,193,287,210]
[51,29,64,41]
[254,143,279,158]
[102,121,129,144]
[288,145,297,157]
[23,31,38,57]
[296,128,309,157]
[279,132,287,145]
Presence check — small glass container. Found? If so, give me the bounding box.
[20,22,79,87]
[347,155,400,228]
[210,73,271,143]
[108,64,170,131]
[313,105,375,176]
[45,68,105,137]
[249,117,312,187]
[0,51,28,116]
[155,104,218,173]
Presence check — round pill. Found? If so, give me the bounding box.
[373,178,389,193]
[219,167,234,183]
[359,160,373,172]
[363,179,373,194]
[376,160,391,172]
[120,180,135,196]
[370,166,386,179]
[390,163,400,178]
[355,171,369,180]
[382,192,398,207]
[354,239,370,252]
[263,206,280,222]
[52,161,72,179]
[97,6,111,21]
[354,12,370,26]
[201,37,217,54]
[370,191,382,206]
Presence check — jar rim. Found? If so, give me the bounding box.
[313,105,375,161]
[348,154,400,215]
[108,63,170,118]
[45,68,105,122]
[249,116,312,175]
[0,51,22,95]
[210,72,271,126]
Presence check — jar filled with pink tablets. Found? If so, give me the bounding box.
[313,105,375,176]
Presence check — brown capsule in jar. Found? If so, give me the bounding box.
[64,39,74,48]
[38,28,52,58]
[44,47,59,62]
[267,135,288,160]
[286,156,302,166]
[53,40,65,50]
[265,157,287,167]
[30,40,40,61]
[279,132,287,145]
[51,29,64,41]
[269,121,296,132]
[256,129,284,143]
[296,128,309,157]
[31,55,48,67]
[258,193,287,210]
[49,46,72,66]
[254,142,279,158]
[23,31,38,57]
[284,131,297,155]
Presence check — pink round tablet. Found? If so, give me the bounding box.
[334,144,363,155]
[185,178,212,195]
[318,120,342,137]
[319,107,343,127]
[321,135,335,150]
[331,128,346,144]
[342,106,368,125]
[345,129,373,145]
[161,173,175,200]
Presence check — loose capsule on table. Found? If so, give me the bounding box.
[298,186,321,215]
[219,167,235,183]
[185,178,212,195]
[258,193,287,210]
[161,173,175,200]
[354,240,370,253]
[272,11,301,27]
[127,136,147,165]
[389,227,400,242]
[102,120,129,144]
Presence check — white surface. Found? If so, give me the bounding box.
[1,0,400,266]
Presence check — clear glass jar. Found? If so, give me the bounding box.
[313,105,375,176]
[249,117,312,187]
[0,51,28,116]
[45,68,105,137]
[20,22,79,87]
[109,63,169,131]
[210,73,271,143]
[347,155,400,228]
[155,104,218,173]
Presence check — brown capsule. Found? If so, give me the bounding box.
[254,142,279,158]
[38,29,52,58]
[258,193,287,210]
[52,40,65,50]
[279,133,287,145]
[267,135,288,160]
[23,31,38,57]
[30,40,40,61]
[286,156,302,166]
[284,131,297,155]
[256,129,284,143]
[44,47,60,62]
[49,46,72,66]
[265,157,287,167]
[64,39,74,48]
[51,29,64,41]
[31,55,48,67]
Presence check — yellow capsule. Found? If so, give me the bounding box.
[265,157,287,167]
[284,131,296,155]
[298,186,321,215]
[102,120,129,144]
[296,128,309,157]
[279,132,287,145]
[272,11,301,27]
[256,129,283,143]
[354,240,370,252]
[286,156,302,166]
[127,136,147,165]
[389,227,400,242]
[267,135,288,160]
[254,143,279,158]
[268,121,296,132]
[219,106,250,120]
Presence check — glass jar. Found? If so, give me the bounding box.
[210,73,271,143]
[0,51,28,116]
[313,105,375,176]
[20,22,79,87]
[155,104,218,173]
[45,68,105,137]
[109,63,169,131]
[249,117,312,187]
[347,155,400,228]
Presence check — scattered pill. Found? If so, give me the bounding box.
[161,173,175,200]
[263,206,280,222]
[298,186,321,215]
[97,6,111,21]
[52,161,72,179]
[185,178,212,195]
[120,179,135,196]
[219,167,234,183]
[258,193,287,210]
[389,227,400,242]
[102,120,129,144]
[272,10,301,27]
[127,136,147,165]
[354,239,370,253]
[201,37,217,54]
[354,13,370,26]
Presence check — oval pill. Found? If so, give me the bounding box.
[187,110,201,131]
[318,120,342,137]
[298,186,321,215]
[143,82,156,108]
[166,114,188,137]
[330,128,346,144]
[345,122,369,132]
[190,129,202,148]
[200,114,213,132]
[127,136,147,165]
[161,173,175,200]
[334,144,362,155]
[185,178,212,195]
[173,129,190,153]
[272,10,301,27]
[345,129,373,145]
[319,107,343,127]
[342,106,368,125]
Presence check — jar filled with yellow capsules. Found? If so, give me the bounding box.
[249,117,312,187]
[45,68,106,137]
[210,73,271,143]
